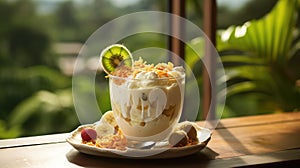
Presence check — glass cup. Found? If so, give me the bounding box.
[109,75,185,142]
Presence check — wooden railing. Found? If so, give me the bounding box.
[1,112,299,167]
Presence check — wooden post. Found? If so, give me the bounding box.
[168,0,216,120]
[203,0,217,120]
[168,0,186,65]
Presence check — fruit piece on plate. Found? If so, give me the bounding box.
[95,122,115,137]
[176,121,198,141]
[100,44,133,74]
[81,128,97,141]
[100,110,117,128]
[168,130,188,147]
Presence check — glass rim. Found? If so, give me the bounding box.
[107,74,185,82]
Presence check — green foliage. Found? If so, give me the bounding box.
[0,0,55,67]
[217,0,300,115]
[9,89,79,136]
[0,66,78,137]
[0,0,171,139]
[0,66,70,115]
[0,0,74,138]
[52,0,121,42]
[8,26,53,67]
[0,120,21,139]
[218,0,278,29]
[184,39,204,120]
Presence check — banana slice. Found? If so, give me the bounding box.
[176,121,198,141]
[100,110,117,127]
[169,130,188,147]
[95,122,115,137]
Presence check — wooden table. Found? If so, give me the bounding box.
[1,112,300,167]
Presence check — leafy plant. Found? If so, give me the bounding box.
[0,66,78,138]
[9,89,79,137]
[217,0,300,115]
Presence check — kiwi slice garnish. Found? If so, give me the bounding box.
[100,44,133,74]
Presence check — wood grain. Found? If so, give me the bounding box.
[216,112,300,129]
[0,133,69,149]
[209,119,300,158]
[1,112,300,167]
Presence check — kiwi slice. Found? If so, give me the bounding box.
[100,44,133,74]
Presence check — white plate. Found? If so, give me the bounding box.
[66,123,211,159]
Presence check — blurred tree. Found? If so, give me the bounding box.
[54,1,79,41]
[9,89,78,137]
[0,0,79,138]
[56,1,78,28]
[217,0,278,29]
[0,1,13,66]
[1,0,56,117]
[186,0,203,27]
[8,26,52,67]
[0,0,54,67]
[12,0,37,25]
[53,0,121,42]
[236,0,278,22]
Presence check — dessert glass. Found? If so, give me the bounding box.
[109,75,185,142]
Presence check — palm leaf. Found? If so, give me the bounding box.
[217,0,300,112]
[218,0,298,65]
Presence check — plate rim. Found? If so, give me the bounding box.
[66,123,212,159]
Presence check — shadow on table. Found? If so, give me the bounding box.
[66,147,218,168]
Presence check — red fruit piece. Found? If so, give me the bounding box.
[81,128,97,141]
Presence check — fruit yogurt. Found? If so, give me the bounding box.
[109,58,185,141]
